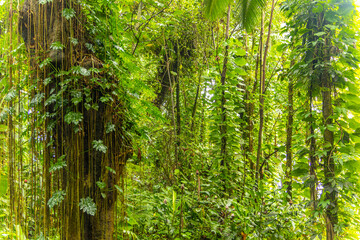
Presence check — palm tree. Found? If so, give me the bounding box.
[204,0,266,31]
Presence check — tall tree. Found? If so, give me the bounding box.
[321,31,337,240]
[285,67,294,199]
[18,0,132,238]
[219,5,231,168]
[256,0,275,180]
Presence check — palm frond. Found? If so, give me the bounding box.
[237,0,267,32]
[204,0,232,20]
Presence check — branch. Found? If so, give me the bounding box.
[132,0,174,55]
[259,149,279,172]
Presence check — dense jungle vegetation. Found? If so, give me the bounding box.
[0,0,360,239]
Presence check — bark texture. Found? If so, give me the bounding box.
[285,77,293,198]
[19,0,132,239]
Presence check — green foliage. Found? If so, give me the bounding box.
[1,0,360,239]
[204,0,266,32]
[96,181,106,190]
[62,8,76,20]
[106,122,115,133]
[204,0,232,20]
[64,112,83,125]
[50,41,65,50]
[71,66,91,76]
[39,58,52,69]
[79,197,97,216]
[92,140,107,153]
[49,155,67,173]
[119,163,314,239]
[105,166,116,174]
[48,191,66,209]
[38,0,53,4]
[237,0,266,32]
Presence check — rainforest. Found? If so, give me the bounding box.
[0,0,360,239]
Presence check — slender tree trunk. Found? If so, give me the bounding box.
[7,0,15,226]
[256,0,275,180]
[247,50,260,174]
[243,32,255,171]
[175,42,181,168]
[43,118,51,236]
[220,5,231,167]
[322,36,337,240]
[285,75,293,199]
[309,88,317,210]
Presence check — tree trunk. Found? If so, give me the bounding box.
[7,0,15,226]
[322,37,337,240]
[285,76,293,199]
[309,88,317,210]
[175,42,181,168]
[220,5,231,168]
[19,0,132,239]
[255,12,264,181]
[256,0,275,180]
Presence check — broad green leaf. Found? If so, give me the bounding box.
[235,48,246,56]
[344,160,360,171]
[292,162,309,177]
[314,32,326,37]
[235,57,246,67]
[326,124,337,132]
